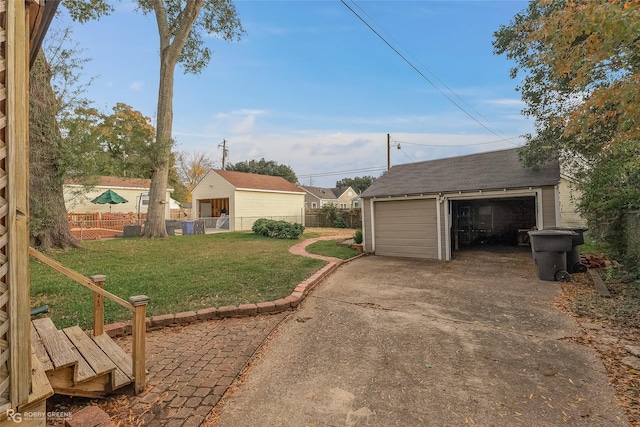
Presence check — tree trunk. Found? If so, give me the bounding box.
[29,53,79,249]
[143,53,175,237]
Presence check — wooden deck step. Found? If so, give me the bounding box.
[25,346,54,407]
[30,317,133,397]
[57,330,96,384]
[31,323,53,371]
[91,333,133,389]
[64,327,117,378]
[31,317,77,370]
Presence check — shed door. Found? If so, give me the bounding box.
[374,199,438,259]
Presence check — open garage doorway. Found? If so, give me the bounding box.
[451,197,536,254]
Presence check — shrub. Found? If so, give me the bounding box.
[251,218,305,239]
[354,229,363,244]
[333,216,347,228]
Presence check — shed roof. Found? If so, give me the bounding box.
[214,170,304,193]
[361,148,560,198]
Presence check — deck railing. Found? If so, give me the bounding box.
[28,247,149,394]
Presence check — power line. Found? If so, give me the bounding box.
[297,165,387,179]
[340,0,519,146]
[349,1,497,131]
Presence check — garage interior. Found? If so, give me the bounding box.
[198,198,230,218]
[451,197,536,251]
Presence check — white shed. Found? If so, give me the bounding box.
[191,170,306,231]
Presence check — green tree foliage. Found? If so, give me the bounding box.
[226,158,298,184]
[62,104,189,203]
[96,103,156,177]
[335,176,377,194]
[321,203,346,228]
[493,0,640,262]
[62,104,154,178]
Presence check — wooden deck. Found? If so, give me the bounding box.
[31,318,133,398]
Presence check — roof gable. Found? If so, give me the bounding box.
[214,170,304,193]
[300,186,340,200]
[362,148,560,198]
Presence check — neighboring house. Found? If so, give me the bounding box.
[361,148,574,261]
[559,173,587,228]
[300,186,358,209]
[64,176,174,219]
[191,170,306,231]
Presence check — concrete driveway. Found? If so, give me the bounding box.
[212,250,627,426]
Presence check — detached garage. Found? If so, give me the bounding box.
[361,148,563,260]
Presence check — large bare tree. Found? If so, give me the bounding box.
[176,150,217,193]
[139,0,244,237]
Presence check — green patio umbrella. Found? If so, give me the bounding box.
[91,189,128,212]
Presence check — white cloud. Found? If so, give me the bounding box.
[130,81,144,91]
[482,98,525,107]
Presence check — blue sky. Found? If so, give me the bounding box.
[56,0,531,188]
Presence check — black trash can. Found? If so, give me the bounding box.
[165,219,182,236]
[528,229,577,281]
[123,225,142,238]
[193,220,205,235]
[550,227,589,273]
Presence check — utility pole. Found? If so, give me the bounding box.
[387,133,391,171]
[219,139,228,169]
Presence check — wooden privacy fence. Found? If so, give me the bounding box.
[29,247,149,394]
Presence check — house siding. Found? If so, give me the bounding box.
[541,186,557,229]
[363,199,373,253]
[233,190,305,231]
[64,186,172,218]
[336,188,356,208]
[191,172,236,219]
[559,177,587,227]
[372,199,438,259]
[439,200,446,259]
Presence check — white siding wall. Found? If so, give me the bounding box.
[234,190,305,231]
[559,177,587,227]
[64,186,172,218]
[191,171,236,219]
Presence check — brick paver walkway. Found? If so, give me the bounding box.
[111,313,287,426]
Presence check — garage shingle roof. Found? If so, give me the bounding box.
[214,170,304,193]
[361,148,560,198]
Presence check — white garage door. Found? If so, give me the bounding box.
[374,199,438,259]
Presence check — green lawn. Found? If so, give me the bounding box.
[30,232,325,329]
[305,239,360,259]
